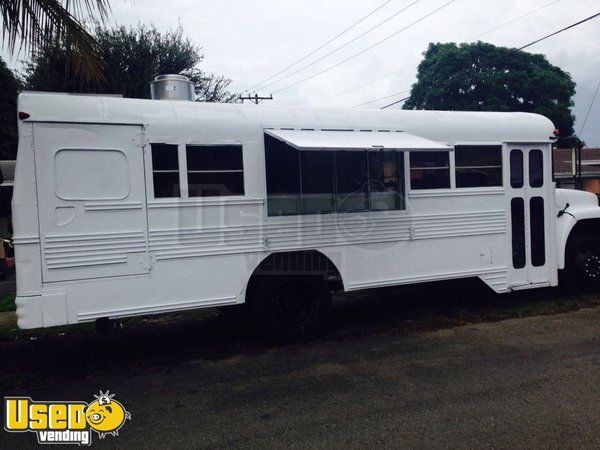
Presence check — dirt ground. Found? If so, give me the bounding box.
[1,278,600,448]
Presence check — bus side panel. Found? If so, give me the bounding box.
[12,120,46,328]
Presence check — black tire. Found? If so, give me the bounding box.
[0,258,6,280]
[249,275,332,342]
[560,232,600,294]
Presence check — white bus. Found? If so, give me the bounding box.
[12,83,600,340]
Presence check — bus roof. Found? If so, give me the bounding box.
[18,91,555,145]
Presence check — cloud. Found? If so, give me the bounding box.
[7,0,600,144]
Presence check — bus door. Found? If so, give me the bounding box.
[33,122,151,283]
[506,144,552,288]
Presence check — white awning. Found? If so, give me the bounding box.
[265,129,451,152]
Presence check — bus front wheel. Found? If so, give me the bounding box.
[560,232,600,294]
[250,275,332,342]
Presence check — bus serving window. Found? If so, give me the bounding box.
[336,151,368,212]
[409,152,450,190]
[369,152,404,210]
[301,151,335,214]
[529,149,543,188]
[151,143,180,198]
[265,134,300,215]
[265,133,406,216]
[186,145,244,197]
[455,145,502,188]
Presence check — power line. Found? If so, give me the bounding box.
[579,79,600,138]
[255,0,422,93]
[380,96,411,109]
[366,9,600,110]
[472,0,563,40]
[313,61,419,105]
[271,0,458,95]
[518,11,600,51]
[352,88,411,108]
[244,0,394,93]
[316,0,565,106]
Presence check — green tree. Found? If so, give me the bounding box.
[23,24,237,102]
[404,42,576,136]
[0,57,21,159]
[1,0,112,82]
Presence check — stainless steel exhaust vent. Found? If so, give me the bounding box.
[150,74,195,101]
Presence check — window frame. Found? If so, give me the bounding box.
[368,150,405,211]
[185,143,245,198]
[528,149,544,188]
[510,149,524,189]
[148,141,246,201]
[408,150,452,191]
[149,142,181,199]
[264,131,407,217]
[300,149,336,215]
[454,144,503,189]
[265,133,301,216]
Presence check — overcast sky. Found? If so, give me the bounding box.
[5,0,599,144]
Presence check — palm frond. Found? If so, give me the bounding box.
[0,0,112,83]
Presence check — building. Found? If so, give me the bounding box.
[553,147,600,193]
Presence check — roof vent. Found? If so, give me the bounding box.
[150,74,195,101]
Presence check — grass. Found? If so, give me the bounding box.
[0,284,599,346]
[0,294,15,312]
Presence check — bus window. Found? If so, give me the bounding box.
[186,145,244,197]
[369,151,404,210]
[530,197,546,266]
[409,152,450,190]
[265,133,406,216]
[265,134,300,216]
[336,151,368,212]
[301,151,335,214]
[151,143,180,198]
[510,150,523,188]
[511,197,526,269]
[529,150,543,188]
[455,145,502,188]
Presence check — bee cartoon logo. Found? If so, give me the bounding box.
[4,390,131,445]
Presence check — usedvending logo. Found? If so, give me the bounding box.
[4,391,131,445]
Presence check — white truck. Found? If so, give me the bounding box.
[12,75,600,340]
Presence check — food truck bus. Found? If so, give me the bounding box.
[12,76,600,340]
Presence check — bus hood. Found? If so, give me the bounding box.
[556,188,600,217]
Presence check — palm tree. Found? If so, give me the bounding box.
[0,0,112,83]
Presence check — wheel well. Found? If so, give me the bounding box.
[567,219,600,245]
[559,219,600,270]
[246,250,343,302]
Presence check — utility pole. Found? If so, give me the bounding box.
[239,93,273,104]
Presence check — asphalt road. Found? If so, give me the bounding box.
[2,288,599,449]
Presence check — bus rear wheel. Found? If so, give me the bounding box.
[560,232,600,294]
[250,275,331,342]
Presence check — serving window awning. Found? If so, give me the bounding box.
[265,129,452,152]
